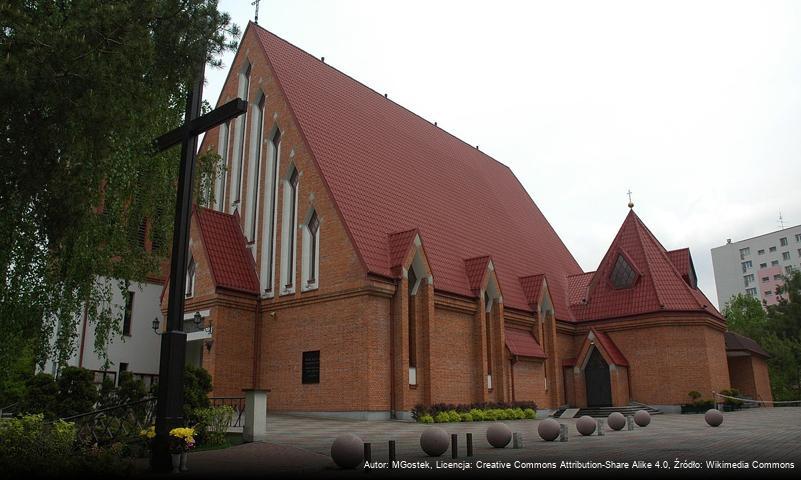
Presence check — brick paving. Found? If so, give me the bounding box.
[142,408,801,477]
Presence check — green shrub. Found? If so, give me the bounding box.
[116,371,147,404]
[22,373,59,418]
[97,377,117,409]
[469,408,485,421]
[194,405,235,446]
[183,365,212,413]
[434,411,451,423]
[419,414,434,424]
[459,413,473,422]
[483,409,497,421]
[720,389,743,407]
[447,410,460,422]
[56,367,100,418]
[523,408,536,419]
[688,390,702,401]
[0,414,76,475]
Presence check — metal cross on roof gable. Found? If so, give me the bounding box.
[252,0,261,25]
[150,60,247,472]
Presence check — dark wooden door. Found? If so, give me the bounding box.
[585,348,612,407]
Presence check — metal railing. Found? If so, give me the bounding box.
[210,396,245,428]
[712,391,801,409]
[0,402,18,419]
[59,397,157,446]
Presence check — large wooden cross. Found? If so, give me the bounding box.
[150,63,247,472]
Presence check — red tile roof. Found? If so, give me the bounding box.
[591,329,629,366]
[251,24,582,318]
[388,229,419,268]
[505,328,546,359]
[666,247,697,287]
[195,207,260,295]
[464,256,493,294]
[569,210,723,322]
[519,274,546,306]
[567,272,594,306]
[725,331,770,358]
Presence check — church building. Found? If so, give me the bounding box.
[162,23,772,419]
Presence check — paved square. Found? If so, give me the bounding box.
[177,408,801,477]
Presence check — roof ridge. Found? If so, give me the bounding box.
[630,212,666,309]
[632,212,705,309]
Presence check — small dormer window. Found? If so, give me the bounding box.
[610,254,637,289]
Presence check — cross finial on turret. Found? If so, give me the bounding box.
[252,0,261,25]
[627,189,634,209]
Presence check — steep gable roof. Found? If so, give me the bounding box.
[590,329,629,366]
[250,23,582,318]
[725,331,770,358]
[505,327,547,359]
[195,207,260,295]
[464,256,493,294]
[388,229,419,268]
[570,210,722,322]
[519,274,546,307]
[666,248,697,288]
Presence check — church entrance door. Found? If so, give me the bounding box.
[585,347,612,407]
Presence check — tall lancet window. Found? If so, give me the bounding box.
[484,291,493,388]
[214,121,230,211]
[186,256,196,298]
[231,62,251,211]
[302,210,320,287]
[245,93,266,243]
[281,167,299,292]
[408,267,418,369]
[260,128,281,294]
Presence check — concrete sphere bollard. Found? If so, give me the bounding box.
[576,415,597,436]
[607,412,626,431]
[538,418,561,441]
[331,434,364,469]
[486,423,512,448]
[634,410,651,427]
[705,409,724,427]
[420,427,450,457]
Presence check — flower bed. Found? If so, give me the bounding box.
[412,402,536,423]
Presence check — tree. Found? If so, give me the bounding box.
[22,372,58,419]
[722,293,768,341]
[764,270,801,401]
[0,1,239,382]
[55,366,99,417]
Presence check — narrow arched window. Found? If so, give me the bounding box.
[408,267,418,369]
[306,210,320,285]
[214,121,230,211]
[231,62,251,211]
[185,257,196,298]
[245,93,266,243]
[281,167,299,292]
[260,128,281,294]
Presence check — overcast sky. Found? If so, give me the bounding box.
[204,0,801,309]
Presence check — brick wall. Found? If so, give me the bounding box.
[511,360,548,407]
[729,354,774,404]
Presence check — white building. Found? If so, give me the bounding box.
[43,277,164,389]
[711,225,801,309]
